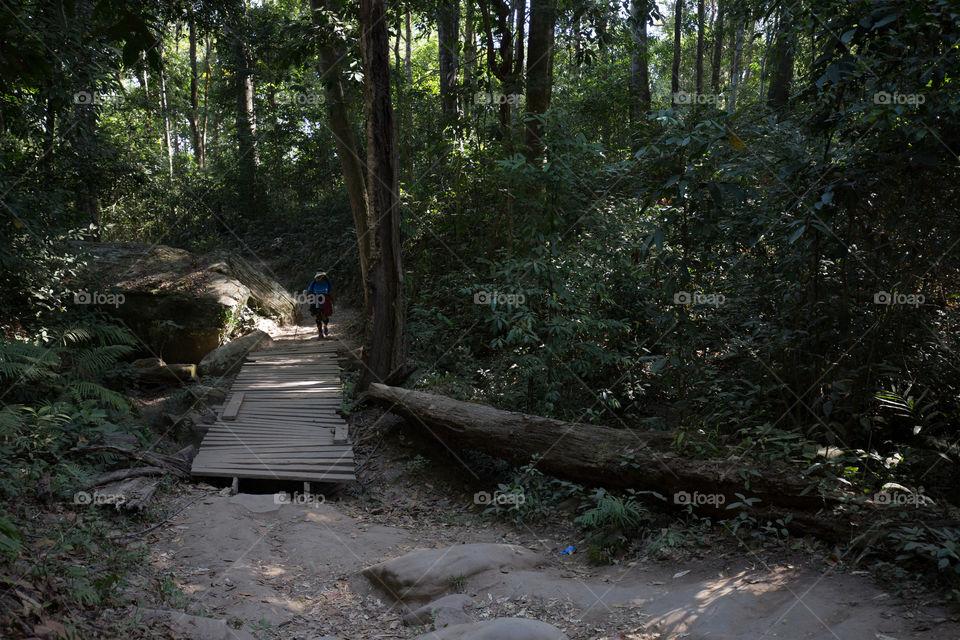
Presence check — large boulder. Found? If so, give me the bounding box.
[403,594,473,628]
[198,330,272,377]
[421,618,568,640]
[75,242,295,363]
[362,543,543,605]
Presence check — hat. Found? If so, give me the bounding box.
[314,271,326,279]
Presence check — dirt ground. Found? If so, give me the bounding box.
[118,312,960,640]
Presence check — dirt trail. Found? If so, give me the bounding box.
[138,312,960,639]
[145,487,960,640]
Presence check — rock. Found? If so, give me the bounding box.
[136,362,198,385]
[403,594,473,628]
[198,330,272,377]
[181,384,228,409]
[132,357,163,368]
[421,618,567,640]
[208,253,297,321]
[137,609,258,640]
[362,543,543,604]
[76,242,294,363]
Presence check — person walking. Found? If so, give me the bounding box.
[305,271,334,339]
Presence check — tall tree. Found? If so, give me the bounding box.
[437,0,461,121]
[695,0,705,94]
[462,0,477,119]
[478,0,526,151]
[158,43,174,179]
[405,11,413,82]
[231,4,260,205]
[309,0,371,303]
[629,0,652,131]
[670,0,683,105]
[767,3,795,109]
[727,16,745,111]
[710,0,725,94]
[524,0,556,160]
[358,0,406,391]
[188,14,206,168]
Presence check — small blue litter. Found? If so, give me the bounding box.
[560,546,575,555]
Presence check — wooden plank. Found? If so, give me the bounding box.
[193,456,354,468]
[202,435,334,443]
[196,453,352,463]
[213,419,343,429]
[191,468,356,482]
[222,392,245,421]
[334,422,348,445]
[199,448,352,455]
[194,452,353,463]
[198,445,352,454]
[203,428,334,437]
[201,436,334,443]
[232,382,340,389]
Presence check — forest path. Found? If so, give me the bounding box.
[140,311,960,639]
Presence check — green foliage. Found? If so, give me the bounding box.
[883,525,960,598]
[480,457,583,524]
[575,488,651,564]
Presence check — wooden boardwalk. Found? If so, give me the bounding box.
[191,333,356,483]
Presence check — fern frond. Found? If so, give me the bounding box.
[64,345,135,378]
[63,382,130,411]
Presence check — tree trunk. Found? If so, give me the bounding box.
[394,13,402,73]
[188,15,203,168]
[232,6,260,208]
[463,0,476,120]
[437,0,460,121]
[695,0,705,95]
[629,0,651,134]
[200,35,210,168]
[727,18,745,111]
[478,0,526,153]
[524,0,556,160]
[767,4,795,110]
[158,44,174,179]
[710,0,724,94]
[404,11,413,82]
[309,0,371,306]
[358,0,407,392]
[670,0,683,105]
[364,384,861,540]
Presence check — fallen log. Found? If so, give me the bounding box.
[71,445,192,477]
[87,466,167,488]
[89,476,161,511]
[365,383,859,540]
